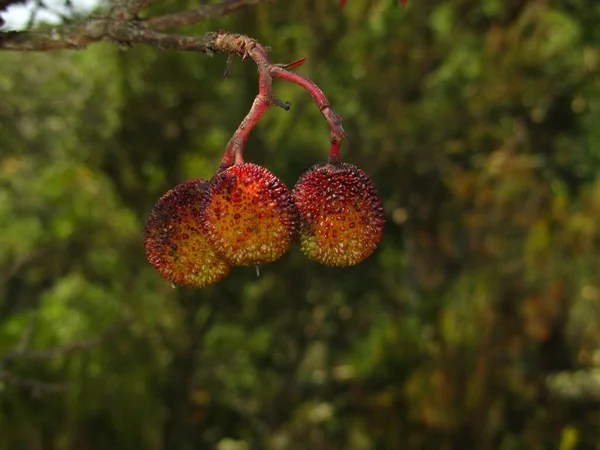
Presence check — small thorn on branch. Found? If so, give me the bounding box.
[273,98,291,111]
[223,54,234,78]
[281,57,306,69]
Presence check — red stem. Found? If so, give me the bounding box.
[215,33,345,171]
[270,68,345,161]
[329,139,341,162]
[219,79,272,170]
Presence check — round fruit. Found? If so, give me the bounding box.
[201,163,297,266]
[292,160,384,266]
[144,179,231,287]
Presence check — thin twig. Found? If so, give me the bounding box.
[0,0,274,51]
[271,66,346,160]
[142,0,273,31]
[26,0,41,30]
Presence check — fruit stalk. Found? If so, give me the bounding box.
[214,32,346,169]
[270,67,345,160]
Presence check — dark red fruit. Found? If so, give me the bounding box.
[201,163,297,266]
[144,179,231,287]
[292,161,384,266]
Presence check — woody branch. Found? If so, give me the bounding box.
[0,0,346,166]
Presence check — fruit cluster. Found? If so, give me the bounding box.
[144,159,385,288]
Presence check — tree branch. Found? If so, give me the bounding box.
[0,0,274,51]
[0,0,345,167]
[142,0,273,31]
[0,22,219,52]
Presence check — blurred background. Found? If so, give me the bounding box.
[1,0,600,448]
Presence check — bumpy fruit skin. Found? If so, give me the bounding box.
[144,179,231,287]
[292,160,385,267]
[201,163,297,266]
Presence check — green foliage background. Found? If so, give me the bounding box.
[1,0,600,448]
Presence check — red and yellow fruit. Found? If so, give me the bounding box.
[144,179,231,287]
[292,160,384,266]
[201,163,297,266]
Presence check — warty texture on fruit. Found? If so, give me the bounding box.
[201,162,298,266]
[292,160,385,267]
[144,178,231,287]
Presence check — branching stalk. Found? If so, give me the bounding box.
[214,33,346,171]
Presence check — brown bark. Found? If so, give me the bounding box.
[0,0,274,52]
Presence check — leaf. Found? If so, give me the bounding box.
[282,57,306,69]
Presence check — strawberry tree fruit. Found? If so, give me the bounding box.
[201,163,298,266]
[144,179,231,287]
[292,160,384,266]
